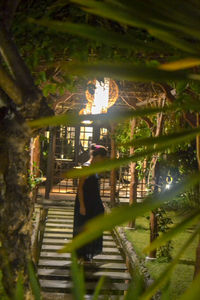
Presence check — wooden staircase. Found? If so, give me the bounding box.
[38,206,131,299]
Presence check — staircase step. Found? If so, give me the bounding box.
[41,245,120,254]
[38,260,127,270]
[38,268,131,280]
[42,238,116,247]
[40,279,129,291]
[40,252,124,262]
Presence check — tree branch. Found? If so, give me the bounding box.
[0,63,22,105]
[1,0,22,30]
[120,95,154,128]
[161,83,196,128]
[0,21,37,98]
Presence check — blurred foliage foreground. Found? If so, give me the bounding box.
[2,0,200,299]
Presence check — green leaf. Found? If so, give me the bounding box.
[120,127,200,149]
[42,85,51,97]
[140,223,200,300]
[61,62,190,82]
[159,58,200,70]
[64,126,200,180]
[71,0,200,54]
[40,71,46,82]
[28,106,175,129]
[178,271,200,300]
[124,268,145,300]
[28,18,155,52]
[160,281,171,300]
[71,252,85,300]
[28,112,80,128]
[64,146,165,178]
[143,209,200,253]
[58,172,200,253]
[14,273,24,300]
[28,261,41,300]
[148,27,199,54]
[65,128,200,177]
[92,276,105,300]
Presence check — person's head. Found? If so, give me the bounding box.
[89,143,108,163]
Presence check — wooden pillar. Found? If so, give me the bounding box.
[142,159,147,198]
[129,118,138,228]
[45,127,56,199]
[110,124,117,206]
[30,135,41,202]
[30,135,40,175]
[75,126,80,165]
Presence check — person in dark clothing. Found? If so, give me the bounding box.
[73,144,108,263]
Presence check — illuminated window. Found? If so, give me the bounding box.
[80,126,93,151]
[100,128,108,140]
[55,126,75,159]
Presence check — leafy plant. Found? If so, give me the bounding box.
[155,207,173,261]
[28,162,43,190]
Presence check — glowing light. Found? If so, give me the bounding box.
[91,78,110,114]
[80,78,119,115]
[165,183,171,190]
[81,120,93,125]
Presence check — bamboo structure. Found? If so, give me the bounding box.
[129,118,138,228]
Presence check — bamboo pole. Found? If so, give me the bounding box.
[129,118,138,228]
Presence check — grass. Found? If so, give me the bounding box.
[0,271,9,300]
[125,213,198,299]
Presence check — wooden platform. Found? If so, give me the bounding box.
[38,206,131,298]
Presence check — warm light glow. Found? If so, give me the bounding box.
[81,120,93,124]
[80,78,118,115]
[165,183,171,190]
[91,78,110,114]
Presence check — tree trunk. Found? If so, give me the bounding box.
[0,13,53,297]
[194,114,200,277]
[129,118,138,228]
[110,124,117,207]
[129,162,138,228]
[149,101,165,258]
[149,160,160,258]
[0,115,33,298]
[149,212,158,258]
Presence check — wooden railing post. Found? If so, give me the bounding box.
[110,124,117,206]
[45,127,56,199]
